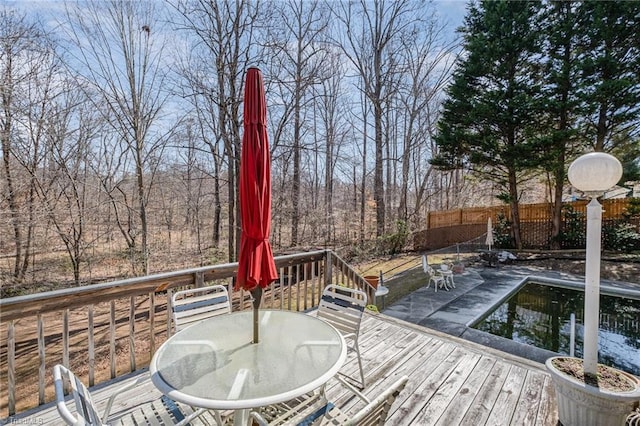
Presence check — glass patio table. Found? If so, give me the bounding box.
[150,309,346,425]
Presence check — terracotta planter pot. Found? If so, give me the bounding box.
[545,356,640,426]
[452,263,465,273]
[363,275,379,289]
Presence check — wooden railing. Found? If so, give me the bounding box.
[0,249,375,417]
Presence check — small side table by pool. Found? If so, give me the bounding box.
[375,285,389,309]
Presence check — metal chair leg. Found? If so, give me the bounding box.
[355,342,365,389]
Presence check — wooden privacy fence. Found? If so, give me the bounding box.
[426,198,635,229]
[416,198,638,251]
[0,250,376,418]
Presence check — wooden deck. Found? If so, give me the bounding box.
[4,312,558,425]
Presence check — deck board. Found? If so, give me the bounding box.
[484,364,527,425]
[460,359,511,425]
[433,355,497,426]
[3,312,558,425]
[415,351,482,424]
[536,376,558,425]
[511,369,548,425]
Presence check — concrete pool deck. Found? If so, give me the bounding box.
[381,261,640,364]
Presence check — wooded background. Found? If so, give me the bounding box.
[2,1,639,292]
[0,1,479,291]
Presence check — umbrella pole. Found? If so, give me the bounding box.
[251,287,263,343]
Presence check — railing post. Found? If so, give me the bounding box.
[8,321,16,416]
[325,250,333,289]
[110,301,116,378]
[87,307,95,386]
[149,292,156,356]
[63,309,70,368]
[129,296,136,372]
[37,314,45,404]
[167,289,174,333]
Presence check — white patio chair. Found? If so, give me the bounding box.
[425,265,448,292]
[249,375,408,425]
[317,284,367,388]
[171,284,231,332]
[53,364,218,425]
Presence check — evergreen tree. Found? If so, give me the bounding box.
[576,1,640,152]
[432,0,545,249]
[538,1,585,249]
[611,132,640,185]
[540,1,640,248]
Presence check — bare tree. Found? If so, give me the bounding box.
[90,127,139,259]
[316,53,350,245]
[169,0,263,262]
[331,0,426,238]
[355,81,371,244]
[171,116,216,258]
[267,0,331,246]
[175,66,226,250]
[33,85,98,285]
[0,10,59,285]
[395,15,457,224]
[64,0,172,274]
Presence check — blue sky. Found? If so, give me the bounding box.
[5,0,469,41]
[434,0,468,35]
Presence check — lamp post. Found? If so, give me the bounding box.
[567,152,622,377]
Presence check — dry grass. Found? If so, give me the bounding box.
[354,250,640,284]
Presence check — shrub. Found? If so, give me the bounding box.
[603,222,640,252]
[378,220,409,255]
[622,198,640,219]
[560,205,585,249]
[494,213,514,248]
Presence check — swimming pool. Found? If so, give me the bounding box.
[471,278,640,375]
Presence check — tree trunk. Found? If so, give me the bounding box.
[508,171,523,249]
[291,84,301,246]
[374,100,385,238]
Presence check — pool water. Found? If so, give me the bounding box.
[472,282,640,375]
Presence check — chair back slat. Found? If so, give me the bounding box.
[54,364,104,425]
[318,284,368,388]
[318,305,362,335]
[171,285,231,332]
[318,285,367,337]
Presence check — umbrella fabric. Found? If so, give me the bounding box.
[486,217,494,251]
[235,68,278,296]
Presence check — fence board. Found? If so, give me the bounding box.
[427,198,636,230]
[521,221,554,249]
[415,201,639,251]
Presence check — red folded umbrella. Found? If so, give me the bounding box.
[235,67,278,343]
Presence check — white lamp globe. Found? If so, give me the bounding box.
[567,152,623,195]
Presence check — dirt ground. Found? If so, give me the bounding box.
[355,250,639,285]
[510,252,640,284]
